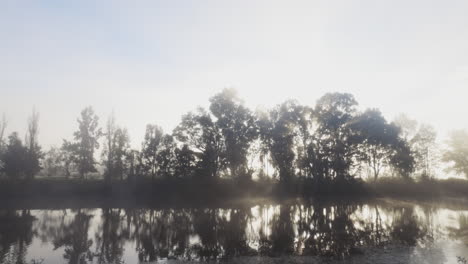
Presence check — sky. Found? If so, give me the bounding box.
[1,0,468,149]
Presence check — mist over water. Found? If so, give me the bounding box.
[1,199,468,264]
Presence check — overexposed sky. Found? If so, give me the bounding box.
[1,0,468,148]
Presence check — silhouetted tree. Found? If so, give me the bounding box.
[141,124,164,180]
[174,144,196,178]
[313,93,358,182]
[389,141,415,179]
[72,107,102,179]
[209,89,257,180]
[174,108,226,179]
[156,135,176,178]
[257,101,306,187]
[443,130,468,178]
[348,109,402,180]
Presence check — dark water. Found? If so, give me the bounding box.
[1,199,468,264]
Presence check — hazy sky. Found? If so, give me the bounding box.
[1,0,468,148]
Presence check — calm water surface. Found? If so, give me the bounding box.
[1,199,468,264]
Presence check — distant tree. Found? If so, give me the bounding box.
[125,149,144,181]
[393,114,418,142]
[394,114,438,178]
[24,108,42,179]
[102,113,131,181]
[60,140,78,178]
[73,106,102,179]
[174,108,226,179]
[43,146,65,177]
[113,128,130,180]
[103,113,117,181]
[412,124,437,178]
[0,114,7,174]
[1,132,29,179]
[141,124,164,180]
[0,114,6,150]
[209,88,257,180]
[443,130,468,178]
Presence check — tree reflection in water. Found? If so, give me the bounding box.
[0,210,36,264]
[0,200,454,263]
[52,210,93,264]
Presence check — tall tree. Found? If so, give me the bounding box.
[347,109,402,180]
[101,113,131,182]
[103,113,117,181]
[60,140,78,178]
[174,108,226,179]
[314,93,358,181]
[174,144,196,178]
[257,100,304,186]
[113,128,131,180]
[209,88,257,180]
[24,108,42,179]
[73,106,102,179]
[443,130,468,178]
[156,135,176,178]
[412,124,437,178]
[141,124,164,180]
[389,141,415,179]
[394,114,438,178]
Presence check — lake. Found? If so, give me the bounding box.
[1,198,468,264]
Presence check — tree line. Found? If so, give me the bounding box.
[0,89,467,187]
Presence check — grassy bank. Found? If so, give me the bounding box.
[0,177,467,208]
[367,177,468,198]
